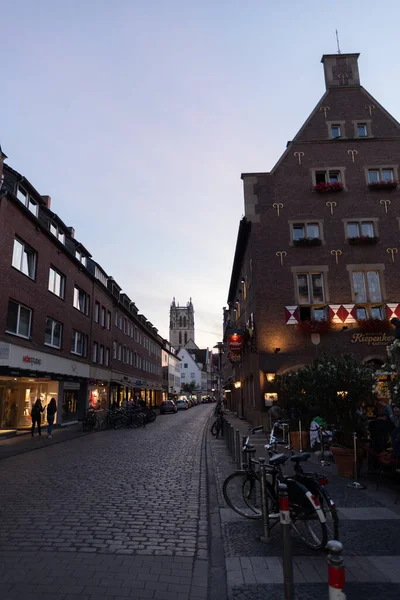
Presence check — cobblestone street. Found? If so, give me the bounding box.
[0,405,213,600]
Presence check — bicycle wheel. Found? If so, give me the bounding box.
[223,471,262,519]
[147,411,156,423]
[289,491,328,550]
[210,420,219,436]
[318,487,339,541]
[243,475,276,518]
[93,417,101,432]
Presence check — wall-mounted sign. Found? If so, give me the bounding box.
[22,355,42,366]
[351,333,394,346]
[228,352,241,363]
[227,332,244,352]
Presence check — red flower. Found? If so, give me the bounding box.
[314,182,344,193]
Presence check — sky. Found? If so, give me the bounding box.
[2,1,400,349]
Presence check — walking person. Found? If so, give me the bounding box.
[46,397,57,439]
[31,398,44,437]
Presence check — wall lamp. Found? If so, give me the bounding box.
[234,381,242,389]
[241,277,246,283]
[266,372,276,382]
[274,347,281,354]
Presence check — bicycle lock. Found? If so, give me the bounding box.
[279,483,294,600]
[327,540,346,599]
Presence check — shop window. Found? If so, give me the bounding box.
[101,307,106,327]
[48,267,65,299]
[351,270,382,303]
[6,300,32,339]
[12,238,36,280]
[92,342,98,363]
[94,302,100,323]
[296,272,325,304]
[45,318,62,348]
[73,286,90,315]
[71,330,87,356]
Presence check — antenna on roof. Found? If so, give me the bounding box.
[335,29,341,54]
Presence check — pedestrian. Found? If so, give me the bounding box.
[269,400,282,424]
[31,398,44,437]
[46,397,57,439]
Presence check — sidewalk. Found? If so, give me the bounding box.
[210,410,400,600]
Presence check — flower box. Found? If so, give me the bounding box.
[314,182,344,193]
[293,237,322,247]
[348,235,379,245]
[297,319,332,334]
[357,318,392,333]
[368,181,398,191]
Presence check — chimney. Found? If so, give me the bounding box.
[41,195,51,209]
[68,226,75,238]
[321,53,360,90]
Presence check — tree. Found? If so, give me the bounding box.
[181,380,197,394]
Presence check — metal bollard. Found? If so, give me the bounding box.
[327,541,346,599]
[298,419,303,452]
[279,483,294,600]
[258,457,270,541]
[348,432,366,490]
[236,429,241,469]
[229,424,234,456]
[241,435,246,468]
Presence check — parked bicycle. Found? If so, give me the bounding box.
[211,409,225,438]
[223,426,332,550]
[82,407,101,432]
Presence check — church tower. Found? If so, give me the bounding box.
[169,298,196,348]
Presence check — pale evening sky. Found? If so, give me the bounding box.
[2,1,400,349]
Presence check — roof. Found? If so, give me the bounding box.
[227,217,251,304]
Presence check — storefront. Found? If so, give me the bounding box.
[0,342,90,430]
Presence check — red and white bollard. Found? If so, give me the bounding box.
[327,540,346,599]
[278,484,294,600]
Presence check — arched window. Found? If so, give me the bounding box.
[179,316,182,327]
[183,316,187,328]
[179,332,182,344]
[184,332,188,344]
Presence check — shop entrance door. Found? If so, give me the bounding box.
[62,391,78,422]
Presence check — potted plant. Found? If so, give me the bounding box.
[314,182,344,193]
[357,318,392,333]
[275,378,310,451]
[368,180,398,191]
[297,319,332,335]
[348,235,379,245]
[293,237,322,247]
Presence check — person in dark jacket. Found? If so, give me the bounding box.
[46,398,57,439]
[31,398,44,437]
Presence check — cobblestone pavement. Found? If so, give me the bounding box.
[0,405,213,600]
[209,413,400,600]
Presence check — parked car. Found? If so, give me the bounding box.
[176,399,189,410]
[160,400,177,414]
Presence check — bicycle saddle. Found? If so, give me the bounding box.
[290,452,311,463]
[269,453,288,466]
[275,419,290,425]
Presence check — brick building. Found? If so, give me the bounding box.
[224,53,400,425]
[0,153,163,432]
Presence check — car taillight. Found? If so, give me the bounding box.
[319,477,329,485]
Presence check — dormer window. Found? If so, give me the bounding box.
[16,185,38,217]
[75,249,87,266]
[50,223,65,244]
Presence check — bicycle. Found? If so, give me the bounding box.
[267,419,292,452]
[82,408,100,432]
[223,427,328,550]
[210,412,225,438]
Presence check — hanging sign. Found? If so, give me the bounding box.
[227,332,244,352]
[228,352,241,363]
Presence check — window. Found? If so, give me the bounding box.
[105,347,110,366]
[92,342,98,363]
[45,318,62,348]
[347,221,375,238]
[113,341,117,359]
[73,286,90,314]
[99,345,104,365]
[16,185,38,216]
[94,302,100,323]
[123,346,127,363]
[357,124,368,137]
[356,307,367,320]
[48,267,65,298]
[181,373,186,379]
[296,273,325,304]
[118,344,122,361]
[119,315,123,330]
[352,271,382,303]
[101,307,106,327]
[50,223,65,244]
[293,223,320,240]
[179,332,182,344]
[107,311,111,330]
[315,170,341,184]
[190,373,195,379]
[6,300,32,338]
[12,238,36,279]
[368,168,394,183]
[75,250,87,266]
[313,308,327,321]
[184,363,188,368]
[184,333,188,344]
[331,124,341,138]
[371,306,384,319]
[114,311,118,327]
[72,330,87,356]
